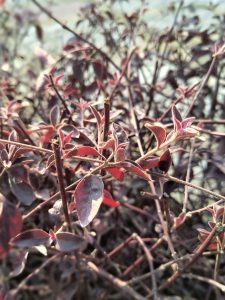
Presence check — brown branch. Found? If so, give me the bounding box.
[32,0,121,72]
[52,140,71,231]
[87,261,146,300]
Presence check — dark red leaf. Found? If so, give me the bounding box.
[74,175,104,227]
[103,190,120,208]
[173,212,186,228]
[0,194,22,258]
[115,147,127,162]
[41,127,55,143]
[145,123,166,148]
[93,60,108,80]
[121,160,151,181]
[105,166,125,181]
[55,232,87,252]
[10,229,50,248]
[139,157,159,170]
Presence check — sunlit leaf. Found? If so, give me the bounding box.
[74,175,104,227]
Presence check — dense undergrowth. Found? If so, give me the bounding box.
[1,0,225,299]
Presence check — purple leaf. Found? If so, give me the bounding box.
[9,181,35,206]
[10,229,50,248]
[74,175,104,227]
[55,232,87,252]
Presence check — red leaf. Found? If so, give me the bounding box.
[41,127,55,143]
[145,123,166,148]
[64,146,103,158]
[0,194,22,258]
[121,160,151,181]
[74,175,104,227]
[173,212,186,228]
[55,232,87,252]
[115,147,127,162]
[103,190,120,208]
[105,166,125,181]
[10,229,50,248]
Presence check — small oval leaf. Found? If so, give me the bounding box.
[74,175,104,227]
[55,232,87,252]
[10,229,50,248]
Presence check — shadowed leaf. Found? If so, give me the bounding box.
[55,232,87,252]
[0,194,22,258]
[10,229,50,248]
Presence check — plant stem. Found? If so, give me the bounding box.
[32,0,121,72]
[52,140,71,231]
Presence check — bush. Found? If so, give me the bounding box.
[1,0,225,299]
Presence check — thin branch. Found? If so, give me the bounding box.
[151,171,225,202]
[133,233,158,300]
[52,140,71,231]
[87,261,146,300]
[31,0,121,72]
[182,274,225,293]
[183,139,195,213]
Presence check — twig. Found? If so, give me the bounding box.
[109,47,137,102]
[52,140,71,231]
[151,171,225,202]
[31,0,121,72]
[0,138,53,154]
[49,74,71,117]
[133,233,157,300]
[185,55,217,117]
[153,225,218,296]
[183,139,195,213]
[12,254,59,296]
[182,274,225,293]
[23,161,107,220]
[87,261,146,300]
